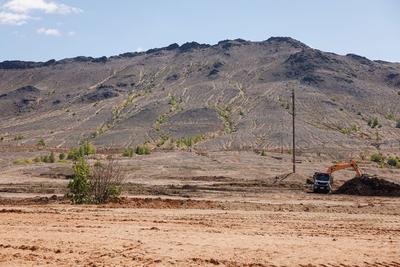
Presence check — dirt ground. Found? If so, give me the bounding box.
[0,149,399,266]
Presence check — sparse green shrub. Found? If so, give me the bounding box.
[0,137,4,142]
[14,134,24,141]
[385,114,397,121]
[37,138,46,147]
[157,134,170,147]
[89,160,125,203]
[122,148,134,157]
[136,144,150,155]
[49,152,56,163]
[367,117,381,128]
[67,147,82,160]
[387,156,400,168]
[59,153,66,160]
[81,141,96,155]
[169,95,177,107]
[176,134,205,148]
[396,120,400,128]
[370,152,385,163]
[340,124,359,135]
[41,155,50,163]
[67,158,125,204]
[33,157,41,163]
[260,151,267,156]
[13,159,32,165]
[67,142,96,160]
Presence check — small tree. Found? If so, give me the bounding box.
[90,160,125,203]
[67,158,125,204]
[68,158,91,204]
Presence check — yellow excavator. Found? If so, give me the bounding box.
[313,159,362,193]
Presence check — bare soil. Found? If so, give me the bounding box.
[0,150,399,266]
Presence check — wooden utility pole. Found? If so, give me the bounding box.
[292,87,296,173]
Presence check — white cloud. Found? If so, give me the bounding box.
[136,47,144,52]
[67,30,75,36]
[0,11,31,25]
[37,27,60,36]
[3,0,82,14]
[0,0,82,26]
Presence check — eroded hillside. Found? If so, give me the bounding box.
[1,37,399,156]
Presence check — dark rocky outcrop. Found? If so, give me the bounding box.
[81,86,119,102]
[0,85,41,114]
[0,60,56,69]
[179,42,210,53]
[265,37,308,49]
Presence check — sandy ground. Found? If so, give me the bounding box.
[0,150,399,266]
[0,193,400,267]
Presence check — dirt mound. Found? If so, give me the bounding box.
[105,197,225,209]
[0,195,67,205]
[335,175,400,197]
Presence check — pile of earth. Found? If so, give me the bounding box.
[335,174,400,196]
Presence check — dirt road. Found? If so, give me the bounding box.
[0,194,399,267]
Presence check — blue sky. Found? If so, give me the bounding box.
[1,0,399,62]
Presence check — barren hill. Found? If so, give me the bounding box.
[1,37,399,156]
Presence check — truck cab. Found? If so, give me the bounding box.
[313,172,332,193]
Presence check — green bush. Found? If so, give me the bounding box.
[370,152,385,163]
[67,158,125,204]
[59,153,66,160]
[367,117,381,128]
[37,138,46,147]
[136,144,150,155]
[122,148,134,157]
[81,141,96,155]
[49,152,56,163]
[41,155,49,163]
[260,151,267,157]
[396,120,400,128]
[13,159,32,165]
[14,134,24,141]
[176,134,205,148]
[68,158,91,204]
[67,142,96,160]
[67,148,82,160]
[387,156,400,168]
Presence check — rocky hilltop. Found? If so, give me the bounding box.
[1,37,399,156]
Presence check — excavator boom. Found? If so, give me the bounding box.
[326,159,362,177]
